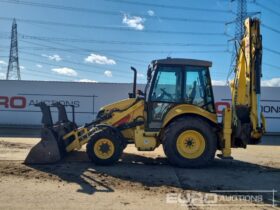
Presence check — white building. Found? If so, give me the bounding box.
[0,80,279,133]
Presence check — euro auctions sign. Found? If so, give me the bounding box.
[0,80,279,133]
[0,95,80,109]
[0,96,26,109]
[0,80,96,126]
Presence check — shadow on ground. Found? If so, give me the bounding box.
[26,151,280,206]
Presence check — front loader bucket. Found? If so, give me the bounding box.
[24,128,62,164]
[24,102,78,164]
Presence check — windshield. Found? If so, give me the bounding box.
[151,66,182,102]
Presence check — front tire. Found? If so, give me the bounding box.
[86,129,123,165]
[162,116,217,167]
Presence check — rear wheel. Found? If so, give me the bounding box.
[86,129,123,165]
[162,116,217,167]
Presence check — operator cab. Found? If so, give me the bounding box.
[145,58,215,130]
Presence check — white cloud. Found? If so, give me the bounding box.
[104,70,113,77]
[212,80,226,86]
[36,64,43,68]
[85,54,116,65]
[78,79,98,83]
[49,54,62,61]
[0,60,7,66]
[137,73,145,78]
[147,10,155,16]
[42,54,62,62]
[0,72,5,79]
[20,66,25,70]
[122,14,145,30]
[261,78,280,87]
[52,67,77,77]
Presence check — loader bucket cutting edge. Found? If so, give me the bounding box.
[24,130,62,164]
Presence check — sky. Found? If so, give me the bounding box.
[0,0,279,85]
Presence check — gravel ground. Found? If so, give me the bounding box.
[0,137,279,210]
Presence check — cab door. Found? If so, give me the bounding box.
[146,65,183,131]
[184,66,215,113]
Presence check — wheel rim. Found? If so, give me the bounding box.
[176,130,206,159]
[94,138,115,159]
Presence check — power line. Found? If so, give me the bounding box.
[21,57,142,80]
[6,19,150,66]
[0,16,227,36]
[19,52,143,79]
[14,33,228,47]
[0,0,228,24]
[254,1,280,17]
[20,56,131,79]
[20,49,230,78]
[263,62,280,70]
[104,0,233,14]
[17,39,227,51]
[271,0,280,7]
[11,45,228,51]
[19,39,148,66]
[262,23,280,34]
[22,68,79,81]
[264,47,280,56]
[22,67,111,82]
[1,33,229,64]
[20,47,229,54]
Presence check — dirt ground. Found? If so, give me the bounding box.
[0,137,279,210]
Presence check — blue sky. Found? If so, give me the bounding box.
[0,0,279,85]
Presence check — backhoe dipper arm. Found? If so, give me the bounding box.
[221,18,265,158]
[230,18,265,144]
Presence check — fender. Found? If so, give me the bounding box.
[162,104,218,127]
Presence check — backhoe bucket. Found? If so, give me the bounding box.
[24,128,62,164]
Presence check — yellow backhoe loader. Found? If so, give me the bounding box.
[25,17,265,167]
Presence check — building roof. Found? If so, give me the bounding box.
[151,58,212,67]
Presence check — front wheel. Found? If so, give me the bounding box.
[86,129,123,165]
[162,116,217,167]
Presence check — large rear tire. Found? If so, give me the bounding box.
[86,129,123,165]
[162,116,217,168]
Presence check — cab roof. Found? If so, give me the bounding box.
[152,58,212,67]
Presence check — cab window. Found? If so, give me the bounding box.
[185,67,215,112]
[150,66,182,102]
